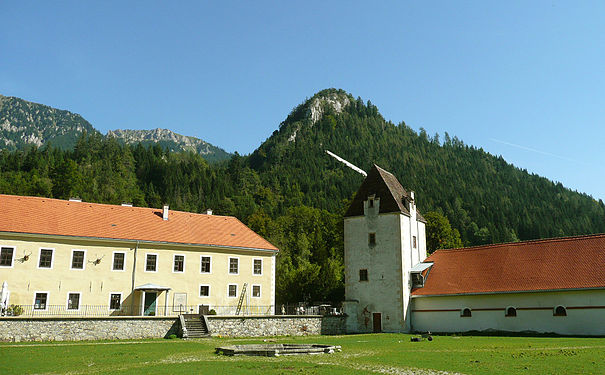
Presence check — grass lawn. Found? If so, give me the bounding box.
[1,334,604,375]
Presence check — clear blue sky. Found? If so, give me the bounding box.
[1,1,604,200]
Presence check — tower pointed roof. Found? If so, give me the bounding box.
[345,164,425,222]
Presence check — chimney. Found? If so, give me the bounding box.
[409,191,416,211]
[205,208,213,215]
[69,197,82,202]
[163,205,169,220]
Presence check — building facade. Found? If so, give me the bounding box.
[0,195,278,316]
[343,165,605,336]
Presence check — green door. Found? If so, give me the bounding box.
[144,292,157,316]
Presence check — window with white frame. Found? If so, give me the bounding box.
[145,254,157,272]
[229,257,239,274]
[38,249,53,268]
[0,247,15,267]
[200,256,211,273]
[252,285,261,298]
[71,250,85,270]
[67,293,81,310]
[253,259,262,275]
[109,293,122,310]
[113,252,125,271]
[228,284,237,297]
[200,285,210,297]
[34,292,48,310]
[173,254,185,272]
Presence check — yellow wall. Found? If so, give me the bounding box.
[0,233,276,316]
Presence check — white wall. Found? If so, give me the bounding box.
[411,289,605,336]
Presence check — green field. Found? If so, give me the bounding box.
[2,334,604,375]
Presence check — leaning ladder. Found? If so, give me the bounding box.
[235,283,248,315]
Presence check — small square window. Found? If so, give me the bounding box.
[39,249,53,268]
[253,259,262,275]
[359,269,368,281]
[113,252,125,271]
[67,293,80,310]
[411,272,424,288]
[201,256,211,273]
[200,285,210,297]
[252,285,261,298]
[554,306,567,317]
[71,250,85,269]
[34,293,48,310]
[228,284,237,297]
[110,294,121,310]
[173,255,184,272]
[368,233,376,246]
[229,258,239,274]
[460,308,472,317]
[505,307,517,317]
[0,247,14,267]
[146,254,157,272]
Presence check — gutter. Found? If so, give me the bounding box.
[411,286,605,298]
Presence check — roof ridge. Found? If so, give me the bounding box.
[432,232,605,254]
[0,193,233,218]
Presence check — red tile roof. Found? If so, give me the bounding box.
[412,234,605,296]
[0,194,278,251]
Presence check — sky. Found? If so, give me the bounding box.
[1,1,604,200]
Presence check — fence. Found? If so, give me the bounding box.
[1,304,275,318]
[275,304,343,316]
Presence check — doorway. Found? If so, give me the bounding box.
[143,292,157,316]
[373,312,382,333]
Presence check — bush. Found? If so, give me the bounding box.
[167,334,178,339]
[7,305,24,316]
[208,309,217,315]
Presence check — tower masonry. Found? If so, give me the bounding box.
[343,164,427,333]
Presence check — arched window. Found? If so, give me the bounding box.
[505,307,517,317]
[553,305,567,317]
[460,307,472,317]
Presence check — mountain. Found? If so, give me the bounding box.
[248,88,605,244]
[0,94,98,150]
[0,94,231,163]
[107,128,231,163]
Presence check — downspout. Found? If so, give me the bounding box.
[130,240,139,315]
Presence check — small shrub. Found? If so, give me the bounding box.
[208,309,217,315]
[7,305,24,316]
[166,334,178,340]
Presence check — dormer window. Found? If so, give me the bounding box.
[369,198,374,208]
[411,272,424,288]
[410,262,433,289]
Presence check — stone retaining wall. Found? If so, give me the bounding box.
[0,317,179,342]
[206,315,346,337]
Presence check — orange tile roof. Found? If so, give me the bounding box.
[0,194,278,252]
[412,234,605,296]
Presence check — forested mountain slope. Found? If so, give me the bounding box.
[249,89,605,244]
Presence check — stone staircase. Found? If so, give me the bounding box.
[180,314,209,338]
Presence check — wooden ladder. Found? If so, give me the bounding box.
[235,283,247,315]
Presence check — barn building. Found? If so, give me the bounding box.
[343,164,605,336]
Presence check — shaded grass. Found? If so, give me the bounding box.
[1,334,604,375]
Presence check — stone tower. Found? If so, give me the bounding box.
[343,164,427,333]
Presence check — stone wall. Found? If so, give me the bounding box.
[0,317,179,342]
[205,315,346,337]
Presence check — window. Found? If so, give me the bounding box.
[0,247,15,267]
[253,259,262,275]
[413,236,417,249]
[252,285,261,298]
[228,284,237,297]
[369,198,374,208]
[145,254,157,272]
[34,292,48,310]
[200,256,211,273]
[173,255,185,273]
[505,307,517,317]
[368,233,376,246]
[109,294,121,310]
[359,269,368,281]
[554,305,567,317]
[67,293,80,310]
[71,250,85,270]
[460,308,472,317]
[411,272,424,288]
[229,257,239,274]
[200,285,210,297]
[38,249,54,268]
[113,252,125,271]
